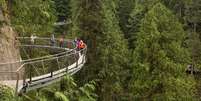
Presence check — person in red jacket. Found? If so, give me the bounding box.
[79,40,85,49]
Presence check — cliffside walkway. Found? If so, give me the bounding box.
[0,37,87,94]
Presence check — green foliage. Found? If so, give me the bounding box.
[52,0,71,34]
[20,75,97,101]
[69,0,102,38]
[118,0,135,37]
[0,0,7,13]
[12,0,57,35]
[94,0,129,100]
[75,81,97,101]
[53,0,70,21]
[60,76,97,101]
[162,0,192,18]
[186,32,201,65]
[185,0,201,33]
[129,3,196,100]
[0,0,10,24]
[60,75,77,92]
[69,0,81,37]
[0,85,15,101]
[54,92,69,101]
[127,0,161,49]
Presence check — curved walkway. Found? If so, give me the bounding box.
[0,37,87,94]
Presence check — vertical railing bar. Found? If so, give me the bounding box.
[50,59,53,77]
[41,60,46,74]
[56,57,60,70]
[75,53,78,68]
[15,72,19,95]
[29,65,32,83]
[66,55,70,73]
[82,49,85,64]
[50,65,53,77]
[22,68,27,93]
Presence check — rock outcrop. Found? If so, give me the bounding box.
[0,26,21,80]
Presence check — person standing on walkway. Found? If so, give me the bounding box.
[186,64,194,74]
[50,33,56,46]
[79,40,85,49]
[30,34,37,44]
[73,37,77,48]
[79,39,85,55]
[59,35,64,47]
[76,39,80,50]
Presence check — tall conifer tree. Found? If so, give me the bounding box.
[129,3,196,100]
[95,0,129,100]
[126,0,160,49]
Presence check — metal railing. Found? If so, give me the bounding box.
[0,37,87,94]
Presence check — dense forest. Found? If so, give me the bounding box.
[0,0,201,100]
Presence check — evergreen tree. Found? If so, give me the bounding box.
[185,31,201,99]
[162,0,192,18]
[118,0,135,38]
[12,0,57,35]
[184,1,201,98]
[186,32,201,65]
[53,0,70,22]
[95,0,129,100]
[129,3,196,100]
[127,0,160,49]
[185,0,201,34]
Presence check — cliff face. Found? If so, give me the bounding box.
[0,26,20,63]
[0,25,21,80]
[0,1,22,91]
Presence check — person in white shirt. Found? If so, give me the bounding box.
[30,34,37,44]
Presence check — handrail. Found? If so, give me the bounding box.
[0,44,87,73]
[0,37,77,65]
[17,37,72,41]
[16,46,86,73]
[18,45,73,63]
[0,36,87,93]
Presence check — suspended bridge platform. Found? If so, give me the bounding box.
[0,37,87,94]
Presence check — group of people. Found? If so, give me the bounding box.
[30,34,85,50]
[50,34,64,47]
[74,38,85,50]
[50,34,85,49]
